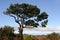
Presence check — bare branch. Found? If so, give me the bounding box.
[9,15,21,27]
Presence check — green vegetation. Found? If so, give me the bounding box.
[0,26,60,40]
[47,32,59,40]
[0,26,14,40]
[24,35,32,40]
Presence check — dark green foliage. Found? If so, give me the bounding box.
[0,26,14,40]
[40,12,48,19]
[25,20,39,27]
[5,3,40,18]
[4,3,48,27]
[37,12,48,21]
[41,19,48,27]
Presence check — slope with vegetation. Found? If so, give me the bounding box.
[0,26,60,40]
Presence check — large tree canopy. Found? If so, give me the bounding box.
[4,3,48,40]
[4,3,48,27]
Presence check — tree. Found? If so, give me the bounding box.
[0,28,3,40]
[0,26,14,40]
[3,26,14,40]
[4,3,48,40]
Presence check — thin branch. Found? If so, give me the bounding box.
[9,15,21,27]
[9,15,16,20]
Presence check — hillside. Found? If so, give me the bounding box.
[23,35,49,40]
[23,32,60,40]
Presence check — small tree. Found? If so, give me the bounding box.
[0,26,14,40]
[0,28,3,40]
[3,26,14,40]
[4,3,48,40]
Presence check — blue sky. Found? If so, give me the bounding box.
[0,0,60,27]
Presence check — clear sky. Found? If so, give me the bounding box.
[0,0,60,27]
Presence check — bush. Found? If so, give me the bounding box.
[24,35,32,40]
[47,32,59,40]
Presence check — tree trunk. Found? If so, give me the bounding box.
[19,26,23,40]
[18,18,24,40]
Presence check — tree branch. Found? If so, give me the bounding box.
[9,15,21,27]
